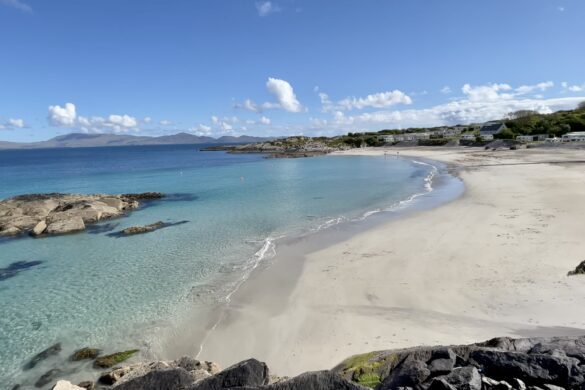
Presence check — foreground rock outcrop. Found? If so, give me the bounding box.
[47,335,585,390]
[0,192,163,238]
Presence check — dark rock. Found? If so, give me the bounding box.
[0,260,43,282]
[120,192,164,201]
[24,342,62,370]
[191,358,269,389]
[470,350,582,387]
[113,368,193,390]
[442,366,481,390]
[542,385,565,390]
[35,368,62,388]
[428,377,457,390]
[427,349,456,375]
[567,260,585,276]
[93,349,139,369]
[512,378,527,390]
[76,382,94,390]
[494,381,513,390]
[378,358,430,389]
[70,347,101,361]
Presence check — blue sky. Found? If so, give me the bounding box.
[0,0,584,141]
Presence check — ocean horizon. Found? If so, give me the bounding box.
[0,144,447,387]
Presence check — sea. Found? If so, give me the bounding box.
[0,145,459,388]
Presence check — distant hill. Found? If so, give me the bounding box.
[0,132,275,150]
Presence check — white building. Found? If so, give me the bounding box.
[381,135,395,143]
[461,134,476,141]
[480,134,494,141]
[479,122,506,136]
[562,132,585,142]
[516,135,534,143]
[545,137,561,144]
[394,132,430,142]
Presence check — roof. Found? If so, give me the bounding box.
[479,123,505,134]
[564,132,585,136]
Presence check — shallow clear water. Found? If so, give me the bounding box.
[0,145,434,387]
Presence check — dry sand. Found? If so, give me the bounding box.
[179,147,585,376]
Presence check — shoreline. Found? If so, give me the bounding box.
[163,146,585,377]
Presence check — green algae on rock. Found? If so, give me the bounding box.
[93,350,139,369]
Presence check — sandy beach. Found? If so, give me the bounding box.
[176,146,585,377]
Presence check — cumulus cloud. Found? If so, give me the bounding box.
[256,1,279,16]
[189,124,213,136]
[48,103,140,133]
[440,86,452,94]
[0,0,32,12]
[0,118,26,130]
[236,77,304,113]
[562,81,585,92]
[259,116,271,125]
[159,119,173,126]
[309,82,585,132]
[515,81,554,94]
[319,90,412,112]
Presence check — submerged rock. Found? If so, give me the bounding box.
[0,260,43,282]
[24,342,61,370]
[35,368,62,388]
[120,192,164,201]
[70,347,101,361]
[94,349,139,369]
[121,221,165,236]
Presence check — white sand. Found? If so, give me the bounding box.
[184,147,585,376]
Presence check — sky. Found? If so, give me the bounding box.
[0,0,584,142]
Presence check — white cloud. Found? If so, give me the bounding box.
[48,103,77,127]
[441,86,452,94]
[309,82,585,132]
[143,117,152,123]
[265,77,303,112]
[515,81,554,94]
[236,77,304,113]
[259,116,271,125]
[0,0,32,12]
[159,119,173,126]
[318,89,412,112]
[48,103,140,133]
[256,1,279,16]
[189,124,212,136]
[7,118,25,128]
[561,81,585,92]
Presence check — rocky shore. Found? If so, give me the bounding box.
[33,335,585,390]
[0,192,163,238]
[202,138,346,159]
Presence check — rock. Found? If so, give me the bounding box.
[35,368,62,388]
[76,382,94,390]
[121,221,165,236]
[70,347,101,361]
[113,368,194,390]
[99,197,127,211]
[46,216,85,235]
[0,260,43,282]
[98,366,134,385]
[191,358,269,389]
[442,366,481,390]
[428,349,457,375]
[542,385,565,390]
[251,370,369,389]
[51,381,85,390]
[0,226,21,236]
[378,358,430,389]
[120,192,164,201]
[512,378,527,390]
[470,349,582,387]
[31,220,47,236]
[494,381,513,390]
[24,343,62,370]
[428,377,457,390]
[567,260,585,276]
[93,349,139,369]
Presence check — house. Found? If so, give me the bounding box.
[480,134,494,141]
[516,135,534,143]
[381,135,395,143]
[479,122,506,136]
[394,132,430,142]
[534,134,548,141]
[460,134,476,141]
[562,132,585,142]
[443,128,463,137]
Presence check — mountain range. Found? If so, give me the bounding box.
[0,132,274,150]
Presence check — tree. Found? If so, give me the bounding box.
[508,110,538,120]
[577,101,585,111]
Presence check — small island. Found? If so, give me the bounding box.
[0,192,163,238]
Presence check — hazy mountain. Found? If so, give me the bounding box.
[0,132,275,150]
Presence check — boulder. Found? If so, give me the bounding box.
[191,358,269,389]
[428,377,457,390]
[441,366,481,390]
[94,349,139,369]
[76,382,95,390]
[378,358,430,389]
[253,370,369,389]
[70,347,101,361]
[31,220,47,236]
[0,226,21,236]
[470,350,582,387]
[567,260,585,276]
[121,221,165,236]
[427,349,456,375]
[24,343,62,370]
[46,216,85,235]
[99,198,127,211]
[51,381,85,390]
[113,368,194,390]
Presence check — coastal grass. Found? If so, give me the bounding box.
[340,351,400,388]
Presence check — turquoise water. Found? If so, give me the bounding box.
[0,145,435,387]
